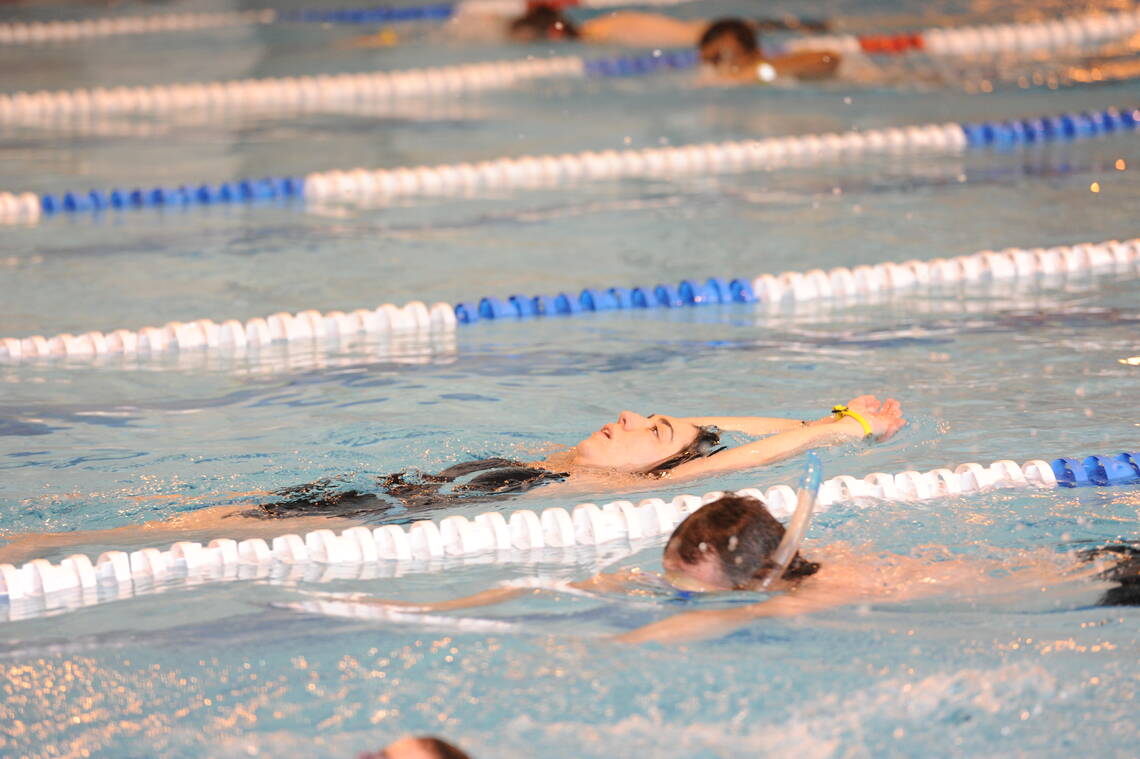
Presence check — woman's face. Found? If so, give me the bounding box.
[661,544,735,591]
[573,411,701,473]
[699,34,755,76]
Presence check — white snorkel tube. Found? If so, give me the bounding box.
[758,451,823,589]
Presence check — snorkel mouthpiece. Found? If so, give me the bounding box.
[759,451,822,589]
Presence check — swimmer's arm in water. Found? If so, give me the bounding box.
[579,12,707,47]
[336,586,531,613]
[613,590,844,644]
[771,50,842,80]
[323,570,634,612]
[668,398,905,480]
[706,49,842,85]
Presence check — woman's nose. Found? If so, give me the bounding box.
[618,410,646,428]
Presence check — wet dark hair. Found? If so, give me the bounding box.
[364,736,472,759]
[698,18,760,56]
[509,5,579,41]
[645,425,723,476]
[664,493,820,588]
[245,458,567,522]
[417,737,472,759]
[1078,542,1140,607]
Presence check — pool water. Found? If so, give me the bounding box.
[1,1,1138,757]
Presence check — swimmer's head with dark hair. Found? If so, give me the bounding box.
[1078,542,1140,607]
[699,17,761,71]
[663,493,820,591]
[508,4,580,42]
[363,735,472,759]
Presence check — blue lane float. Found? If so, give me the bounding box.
[38,176,305,215]
[1052,453,1140,487]
[960,107,1139,148]
[279,4,457,24]
[453,277,756,324]
[583,49,699,78]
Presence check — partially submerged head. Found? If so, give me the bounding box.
[572,411,721,475]
[698,18,761,73]
[508,4,579,42]
[363,736,471,759]
[662,494,820,591]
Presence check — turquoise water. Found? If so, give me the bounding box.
[1,1,1139,757]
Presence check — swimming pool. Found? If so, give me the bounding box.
[2,1,1139,756]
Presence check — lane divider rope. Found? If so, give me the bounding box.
[1,235,1136,363]
[779,8,1140,58]
[3,104,1135,226]
[4,4,1135,64]
[6,7,1138,122]
[0,9,275,44]
[0,49,695,127]
[1,452,1135,618]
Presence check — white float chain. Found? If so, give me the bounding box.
[748,237,1140,304]
[0,10,276,45]
[0,192,43,225]
[0,457,1059,608]
[782,8,1140,57]
[298,120,968,204]
[0,301,457,362]
[0,56,585,124]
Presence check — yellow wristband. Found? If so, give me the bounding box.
[832,405,873,438]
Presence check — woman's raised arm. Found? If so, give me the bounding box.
[669,398,905,480]
[680,395,894,437]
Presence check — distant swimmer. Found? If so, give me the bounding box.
[697,18,841,83]
[351,5,840,82]
[509,10,843,83]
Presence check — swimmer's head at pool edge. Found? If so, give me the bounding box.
[362,735,471,759]
[663,493,820,592]
[508,4,579,42]
[570,411,721,475]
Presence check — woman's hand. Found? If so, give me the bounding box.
[839,395,906,440]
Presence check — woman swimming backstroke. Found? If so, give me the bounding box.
[247,394,904,518]
[0,396,903,563]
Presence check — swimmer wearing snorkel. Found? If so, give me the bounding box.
[328,460,1140,646]
[0,397,903,564]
